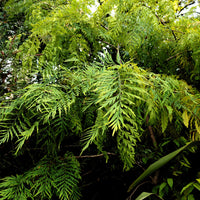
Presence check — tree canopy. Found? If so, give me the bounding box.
[0,0,200,199]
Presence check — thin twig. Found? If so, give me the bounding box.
[35,53,43,56]
[165,52,182,62]
[171,30,177,41]
[171,29,184,34]
[126,181,150,200]
[100,40,117,49]
[75,152,116,159]
[142,4,177,40]
[178,1,196,15]
[100,24,109,30]
[135,161,154,183]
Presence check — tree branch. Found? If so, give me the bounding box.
[100,24,109,30]
[165,52,182,62]
[75,152,116,159]
[142,4,177,40]
[178,1,196,15]
[100,40,117,49]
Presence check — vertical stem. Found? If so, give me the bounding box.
[146,116,159,185]
[146,115,158,149]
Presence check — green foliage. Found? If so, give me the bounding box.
[1,0,200,199]
[127,142,198,192]
[89,61,146,169]
[180,178,200,200]
[0,82,81,153]
[135,192,164,200]
[0,174,33,200]
[0,153,81,200]
[1,53,200,197]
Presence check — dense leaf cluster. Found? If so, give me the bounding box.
[0,0,200,199]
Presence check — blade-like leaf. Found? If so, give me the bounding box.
[128,141,199,192]
[135,192,164,200]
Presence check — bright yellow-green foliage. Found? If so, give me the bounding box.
[4,0,200,79]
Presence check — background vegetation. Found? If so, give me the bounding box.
[0,0,200,199]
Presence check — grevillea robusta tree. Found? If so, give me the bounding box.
[0,0,200,199]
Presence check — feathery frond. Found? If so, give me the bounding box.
[0,153,81,200]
